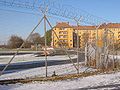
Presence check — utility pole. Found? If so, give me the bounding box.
[74,17,82,74]
[96,26,99,68]
[95,24,102,69]
[39,2,48,77]
[77,22,79,74]
[44,15,48,77]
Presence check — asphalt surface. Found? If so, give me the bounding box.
[0,52,85,74]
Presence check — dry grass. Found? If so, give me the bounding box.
[0,69,117,85]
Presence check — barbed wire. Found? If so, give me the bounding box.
[0,0,109,25]
[0,0,112,77]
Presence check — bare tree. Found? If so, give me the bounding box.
[7,35,24,49]
[82,32,90,46]
[24,41,33,48]
[28,33,43,45]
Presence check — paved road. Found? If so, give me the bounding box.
[0,53,85,74]
[0,51,43,55]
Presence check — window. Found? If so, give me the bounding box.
[65,40,67,42]
[62,40,67,42]
[63,31,67,34]
[63,35,67,38]
[59,31,62,34]
[59,35,63,38]
[60,40,63,42]
[70,40,72,42]
[60,27,66,30]
[62,40,65,42]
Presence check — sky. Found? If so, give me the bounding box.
[0,0,120,44]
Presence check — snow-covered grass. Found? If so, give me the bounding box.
[1,71,120,90]
[0,62,95,80]
[1,54,120,89]
[0,54,86,80]
[109,55,120,60]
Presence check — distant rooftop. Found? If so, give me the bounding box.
[54,22,120,29]
[106,23,120,28]
[73,26,96,30]
[54,22,72,28]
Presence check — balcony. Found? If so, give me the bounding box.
[59,31,68,35]
[59,28,67,31]
[59,35,68,39]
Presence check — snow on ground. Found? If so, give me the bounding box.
[1,71,120,90]
[1,54,120,89]
[109,55,120,60]
[0,62,95,80]
[0,54,77,64]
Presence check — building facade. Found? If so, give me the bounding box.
[51,22,74,48]
[51,22,120,48]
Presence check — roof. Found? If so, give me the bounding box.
[99,23,120,29]
[106,23,120,28]
[73,26,96,30]
[54,22,120,29]
[54,22,72,28]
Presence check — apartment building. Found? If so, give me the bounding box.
[51,22,120,48]
[51,22,74,48]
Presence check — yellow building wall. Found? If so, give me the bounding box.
[108,28,120,43]
[52,27,74,48]
[52,28,60,48]
[68,28,74,48]
[52,26,120,49]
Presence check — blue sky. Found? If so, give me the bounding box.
[0,0,120,44]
